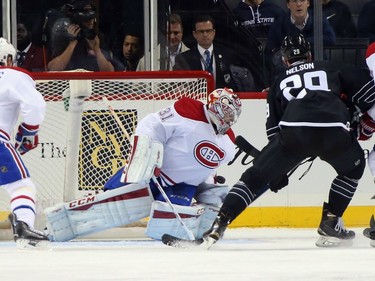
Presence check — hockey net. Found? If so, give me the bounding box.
[0,70,214,236]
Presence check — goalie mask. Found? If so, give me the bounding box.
[207,88,242,135]
[0,38,16,66]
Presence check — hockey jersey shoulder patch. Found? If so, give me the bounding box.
[174,97,208,123]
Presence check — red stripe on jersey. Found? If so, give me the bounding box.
[11,195,35,204]
[160,171,176,185]
[225,128,235,143]
[174,97,208,122]
[0,129,10,141]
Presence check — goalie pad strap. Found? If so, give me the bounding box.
[44,183,153,241]
[121,135,163,183]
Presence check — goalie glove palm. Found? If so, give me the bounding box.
[358,113,375,141]
[15,123,39,155]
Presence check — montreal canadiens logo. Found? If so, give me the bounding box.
[194,141,225,168]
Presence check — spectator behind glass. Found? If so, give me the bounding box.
[174,14,238,90]
[265,0,336,82]
[309,0,357,38]
[137,13,189,71]
[121,32,144,71]
[357,0,375,43]
[16,22,48,72]
[47,0,123,71]
[232,0,286,39]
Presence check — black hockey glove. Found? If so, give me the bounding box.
[268,175,289,193]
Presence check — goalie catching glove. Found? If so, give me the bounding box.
[15,123,40,155]
[358,112,375,141]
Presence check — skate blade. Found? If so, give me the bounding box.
[370,240,375,248]
[16,239,51,251]
[315,236,353,248]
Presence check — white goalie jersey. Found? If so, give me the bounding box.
[135,97,237,186]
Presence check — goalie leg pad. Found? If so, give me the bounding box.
[44,183,153,241]
[121,135,163,184]
[145,201,205,240]
[196,204,220,239]
[194,183,230,239]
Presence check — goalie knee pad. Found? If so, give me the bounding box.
[195,183,230,206]
[45,183,153,241]
[145,201,205,240]
[121,135,163,184]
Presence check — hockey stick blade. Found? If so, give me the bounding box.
[235,135,260,158]
[162,234,205,249]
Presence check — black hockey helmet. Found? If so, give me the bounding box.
[281,34,311,64]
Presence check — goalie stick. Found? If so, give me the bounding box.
[102,96,196,240]
[102,96,132,141]
[162,233,205,248]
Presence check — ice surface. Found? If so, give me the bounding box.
[1,228,375,281]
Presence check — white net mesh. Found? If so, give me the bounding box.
[0,71,213,229]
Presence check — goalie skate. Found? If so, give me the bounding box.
[9,213,51,250]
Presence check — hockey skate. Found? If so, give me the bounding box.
[363,214,375,247]
[201,215,229,248]
[161,215,229,249]
[316,202,355,247]
[9,213,50,250]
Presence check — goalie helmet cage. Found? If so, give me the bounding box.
[0,70,214,236]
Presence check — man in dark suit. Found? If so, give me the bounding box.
[174,14,238,90]
[17,22,47,72]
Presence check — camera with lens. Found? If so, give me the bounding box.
[66,1,97,40]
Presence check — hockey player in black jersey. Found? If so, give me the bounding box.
[201,34,375,248]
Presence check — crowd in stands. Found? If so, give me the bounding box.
[7,0,375,91]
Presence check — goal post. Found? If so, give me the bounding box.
[0,70,214,233]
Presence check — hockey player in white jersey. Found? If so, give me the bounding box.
[44,87,242,241]
[0,38,49,248]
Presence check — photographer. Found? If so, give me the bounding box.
[47,0,123,71]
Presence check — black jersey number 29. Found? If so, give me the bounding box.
[280,70,330,100]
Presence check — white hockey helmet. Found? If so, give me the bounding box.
[0,38,16,66]
[207,88,242,135]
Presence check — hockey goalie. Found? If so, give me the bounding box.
[44,88,242,242]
